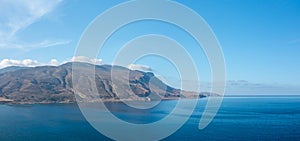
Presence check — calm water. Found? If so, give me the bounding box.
[0,97,300,141]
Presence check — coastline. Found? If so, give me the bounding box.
[0,97,13,104]
[0,96,210,105]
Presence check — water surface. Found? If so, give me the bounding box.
[0,97,299,141]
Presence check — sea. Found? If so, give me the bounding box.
[0,96,300,141]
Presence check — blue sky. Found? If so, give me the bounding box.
[0,0,299,94]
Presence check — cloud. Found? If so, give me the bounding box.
[0,0,68,49]
[0,56,104,69]
[0,59,41,68]
[288,38,300,44]
[0,57,299,94]
[168,79,300,94]
[0,0,62,37]
[50,59,59,66]
[127,64,152,72]
[0,40,71,50]
[68,56,103,65]
[224,80,300,94]
[0,58,63,68]
[198,80,300,94]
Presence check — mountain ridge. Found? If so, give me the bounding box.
[0,62,218,104]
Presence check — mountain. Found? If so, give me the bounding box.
[0,66,28,74]
[0,62,216,104]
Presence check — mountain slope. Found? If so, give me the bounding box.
[0,66,28,74]
[0,62,218,104]
[0,62,184,103]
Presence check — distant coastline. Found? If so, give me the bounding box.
[0,93,218,105]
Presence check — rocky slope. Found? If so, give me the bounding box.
[0,62,217,104]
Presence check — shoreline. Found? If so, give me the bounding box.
[2,95,298,105]
[0,97,209,105]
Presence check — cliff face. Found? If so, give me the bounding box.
[0,62,182,103]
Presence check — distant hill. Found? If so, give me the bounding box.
[0,62,217,104]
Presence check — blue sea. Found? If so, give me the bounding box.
[0,96,300,141]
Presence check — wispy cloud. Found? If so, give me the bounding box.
[287,37,300,44]
[0,0,69,50]
[169,79,300,94]
[287,38,300,44]
[201,80,300,94]
[0,40,71,50]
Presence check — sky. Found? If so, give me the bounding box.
[0,0,299,94]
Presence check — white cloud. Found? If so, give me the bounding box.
[68,56,103,65]
[0,0,68,49]
[50,59,59,66]
[127,64,152,72]
[0,58,61,68]
[0,59,41,68]
[0,56,104,69]
[0,0,62,37]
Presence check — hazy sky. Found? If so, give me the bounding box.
[0,0,299,94]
